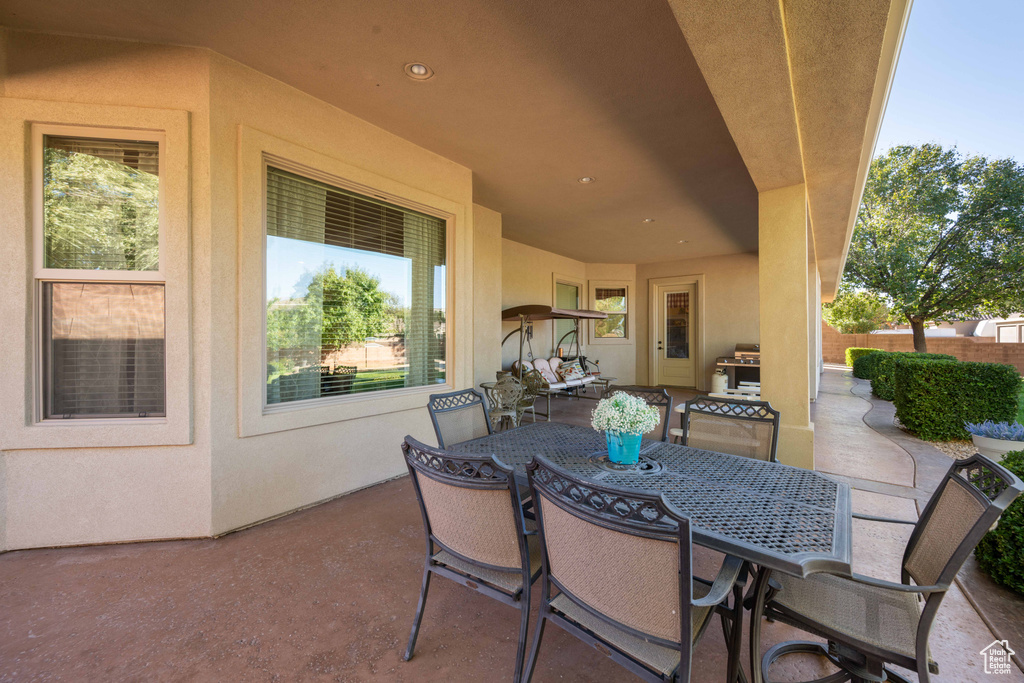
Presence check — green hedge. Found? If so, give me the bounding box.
[846,347,883,369]
[893,359,1021,440]
[975,450,1024,596]
[852,351,886,380]
[871,352,957,401]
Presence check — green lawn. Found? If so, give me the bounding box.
[1017,383,1024,424]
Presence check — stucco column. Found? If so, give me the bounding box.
[759,184,814,469]
[808,263,822,401]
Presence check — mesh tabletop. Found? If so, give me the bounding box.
[448,422,851,577]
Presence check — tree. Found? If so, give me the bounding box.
[266,265,401,364]
[843,144,1024,352]
[43,144,159,270]
[822,289,891,334]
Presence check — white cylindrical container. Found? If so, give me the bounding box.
[711,371,728,394]
[971,435,1021,462]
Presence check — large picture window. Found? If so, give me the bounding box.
[265,166,447,406]
[37,132,166,419]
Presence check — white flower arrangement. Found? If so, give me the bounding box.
[591,392,660,435]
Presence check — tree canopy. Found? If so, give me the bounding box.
[822,289,891,334]
[266,265,402,364]
[843,144,1024,351]
[43,144,159,271]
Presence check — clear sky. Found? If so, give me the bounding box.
[873,0,1024,163]
[265,236,446,307]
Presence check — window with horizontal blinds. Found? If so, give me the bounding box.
[265,166,447,405]
[43,136,160,271]
[594,285,627,338]
[42,282,166,418]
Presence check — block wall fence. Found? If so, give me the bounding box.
[822,323,1024,374]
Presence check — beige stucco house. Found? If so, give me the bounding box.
[0,0,911,551]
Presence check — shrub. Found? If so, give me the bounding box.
[893,359,1021,440]
[975,449,1024,596]
[845,347,883,368]
[871,352,957,401]
[852,351,886,380]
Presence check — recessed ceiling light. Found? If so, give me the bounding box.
[577,176,595,184]
[678,240,689,243]
[643,218,655,223]
[404,62,434,80]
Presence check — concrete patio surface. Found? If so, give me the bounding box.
[1,369,1020,682]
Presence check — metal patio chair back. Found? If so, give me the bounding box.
[401,436,540,681]
[485,375,525,431]
[602,385,674,442]
[517,369,545,424]
[758,453,1024,683]
[680,396,780,462]
[427,388,492,448]
[522,456,744,683]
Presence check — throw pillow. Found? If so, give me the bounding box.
[558,360,586,381]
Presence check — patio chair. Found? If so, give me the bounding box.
[516,369,545,424]
[401,437,541,681]
[754,452,1024,683]
[522,455,746,683]
[427,388,492,448]
[484,375,525,431]
[602,385,674,442]
[672,396,780,462]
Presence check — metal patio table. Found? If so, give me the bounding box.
[447,421,853,683]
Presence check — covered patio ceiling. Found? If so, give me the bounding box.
[0,0,909,296]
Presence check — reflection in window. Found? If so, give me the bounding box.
[43,136,160,271]
[42,282,166,418]
[594,286,627,338]
[265,167,446,405]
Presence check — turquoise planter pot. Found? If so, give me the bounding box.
[605,430,642,465]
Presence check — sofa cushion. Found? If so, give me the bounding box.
[531,358,561,385]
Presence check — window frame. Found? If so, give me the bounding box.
[236,125,465,438]
[589,280,632,345]
[551,274,584,353]
[260,157,451,413]
[32,124,169,425]
[0,101,191,451]
[32,125,167,283]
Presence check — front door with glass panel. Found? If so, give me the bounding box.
[655,284,696,387]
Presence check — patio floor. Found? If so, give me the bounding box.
[1,369,1020,681]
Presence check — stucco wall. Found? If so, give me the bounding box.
[635,253,760,389]
[473,206,503,387]
[500,239,587,369]
[498,240,633,380]
[822,324,1024,374]
[0,32,213,549]
[0,31,482,549]
[586,263,637,384]
[206,53,474,535]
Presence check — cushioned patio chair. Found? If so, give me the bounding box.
[753,452,1024,683]
[401,436,541,681]
[522,455,746,683]
[427,388,492,448]
[602,385,674,442]
[672,396,780,462]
